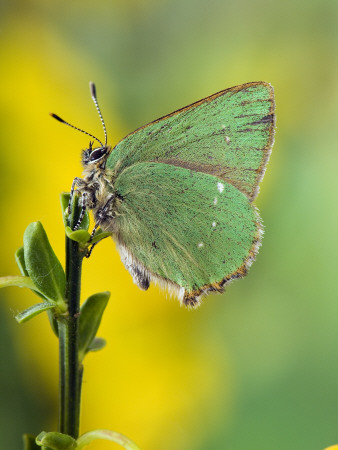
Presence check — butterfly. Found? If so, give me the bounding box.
[51,81,275,307]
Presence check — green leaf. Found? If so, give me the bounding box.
[90,229,112,245]
[15,247,59,335]
[15,247,48,299]
[15,246,28,276]
[60,193,71,227]
[15,302,55,324]
[76,429,141,450]
[23,222,66,303]
[64,227,112,251]
[61,192,89,231]
[78,291,110,362]
[87,337,106,352]
[36,431,77,450]
[0,275,41,292]
[65,227,91,244]
[23,434,40,450]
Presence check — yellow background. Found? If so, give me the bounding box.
[0,1,337,449]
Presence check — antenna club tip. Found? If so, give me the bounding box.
[89,81,97,98]
[50,113,64,122]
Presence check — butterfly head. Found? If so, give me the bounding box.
[81,141,110,167]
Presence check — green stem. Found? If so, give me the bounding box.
[58,199,85,439]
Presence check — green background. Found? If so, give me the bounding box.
[0,1,337,449]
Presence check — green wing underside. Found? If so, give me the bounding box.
[107,82,274,201]
[113,162,259,294]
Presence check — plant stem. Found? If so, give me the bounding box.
[58,199,85,438]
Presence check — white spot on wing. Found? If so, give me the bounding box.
[221,125,230,143]
[217,182,224,193]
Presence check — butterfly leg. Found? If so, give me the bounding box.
[67,177,91,230]
[67,177,84,213]
[85,234,110,259]
[89,194,116,242]
[73,192,88,230]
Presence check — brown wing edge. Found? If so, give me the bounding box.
[114,207,264,308]
[181,207,263,307]
[114,81,275,149]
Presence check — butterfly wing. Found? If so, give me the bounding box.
[107,82,275,201]
[105,82,275,306]
[112,161,261,307]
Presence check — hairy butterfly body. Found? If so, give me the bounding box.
[52,81,275,307]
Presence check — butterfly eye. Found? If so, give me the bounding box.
[89,147,107,163]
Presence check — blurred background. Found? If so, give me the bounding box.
[0,0,337,449]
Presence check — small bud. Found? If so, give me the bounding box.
[36,431,77,450]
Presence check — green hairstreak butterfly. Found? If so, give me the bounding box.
[51,81,275,307]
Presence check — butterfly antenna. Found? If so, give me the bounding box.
[49,113,104,147]
[89,81,108,146]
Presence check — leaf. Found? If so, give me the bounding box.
[15,247,48,299]
[76,429,141,450]
[23,222,65,302]
[15,247,59,334]
[36,431,77,450]
[78,291,110,362]
[15,246,28,276]
[15,302,55,324]
[87,337,106,352]
[65,227,91,244]
[90,229,112,245]
[60,192,71,227]
[0,275,41,292]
